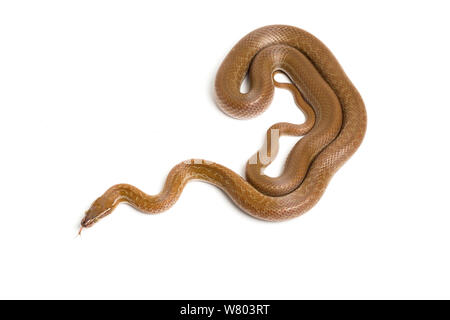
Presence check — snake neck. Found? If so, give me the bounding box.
[101,160,233,214]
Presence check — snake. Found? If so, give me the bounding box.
[79,25,366,232]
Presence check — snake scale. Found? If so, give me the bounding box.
[80,25,366,231]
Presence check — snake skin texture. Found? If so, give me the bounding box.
[80,25,366,230]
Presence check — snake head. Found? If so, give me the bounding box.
[81,196,115,228]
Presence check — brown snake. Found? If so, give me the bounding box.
[79,25,366,231]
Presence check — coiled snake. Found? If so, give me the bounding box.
[79,25,366,231]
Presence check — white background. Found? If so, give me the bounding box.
[1,0,449,299]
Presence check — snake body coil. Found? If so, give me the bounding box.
[80,25,366,229]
